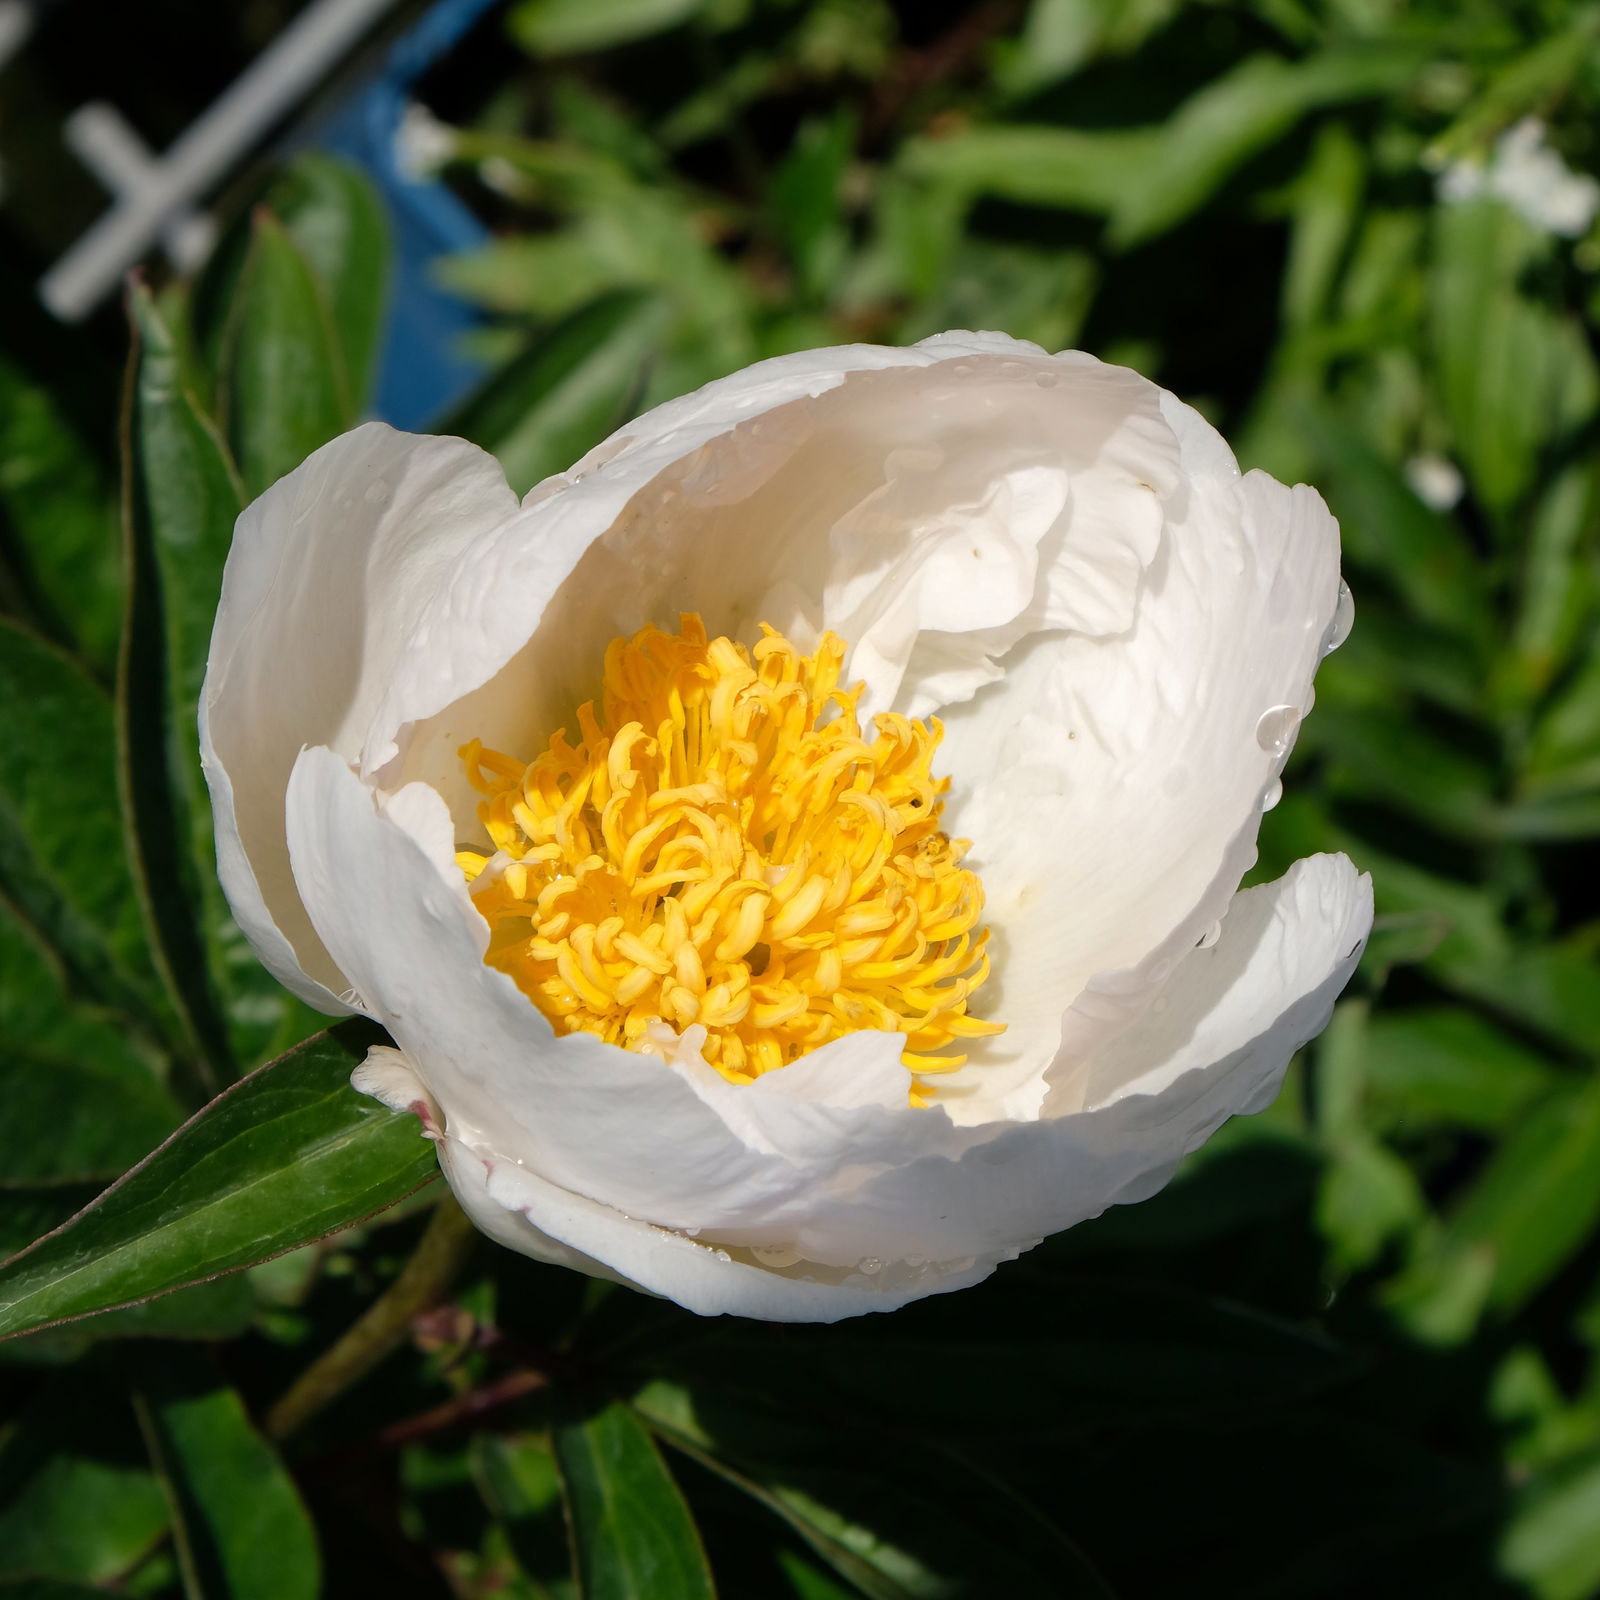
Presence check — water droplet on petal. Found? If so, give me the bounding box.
[1261,777,1283,811]
[750,1244,804,1268]
[1197,921,1223,950]
[1324,580,1355,654]
[857,1256,884,1275]
[1036,372,1058,389]
[951,363,974,377]
[1255,704,1301,757]
[713,1249,732,1263]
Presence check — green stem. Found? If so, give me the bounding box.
[265,1193,477,1440]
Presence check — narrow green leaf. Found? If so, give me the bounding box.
[509,0,708,55]
[1107,48,1421,248]
[1301,404,1494,651]
[0,351,122,673]
[0,618,173,1043]
[1443,1079,1600,1315]
[0,1021,436,1343]
[442,292,669,496]
[635,1383,1117,1600]
[552,1399,716,1600]
[0,1373,169,1586]
[133,1352,320,1600]
[258,155,391,413]
[1362,1008,1557,1132]
[1430,200,1600,521]
[1502,1444,1600,1600]
[0,905,181,1184]
[223,210,349,498]
[472,1435,577,1600]
[125,283,320,1074]
[1316,1136,1427,1276]
[770,111,857,304]
[1,1277,258,1368]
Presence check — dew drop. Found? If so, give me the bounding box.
[1261,777,1283,812]
[713,1249,732,1263]
[750,1243,804,1268]
[1254,704,1301,757]
[1035,371,1058,389]
[951,363,974,377]
[1323,580,1354,655]
[1197,921,1222,950]
[857,1256,884,1275]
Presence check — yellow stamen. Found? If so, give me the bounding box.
[458,615,1003,1099]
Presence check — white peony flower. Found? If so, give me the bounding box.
[201,331,1372,1322]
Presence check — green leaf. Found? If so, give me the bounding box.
[258,156,391,413]
[1430,200,1600,521]
[0,351,122,673]
[900,123,1159,217]
[552,1399,715,1600]
[124,283,320,1074]
[0,1022,437,1343]
[1300,404,1494,651]
[1362,1008,1557,1132]
[223,210,349,499]
[133,1352,320,1600]
[472,1435,577,1600]
[1441,1079,1600,1317]
[1282,121,1365,332]
[0,618,173,1043]
[1106,47,1422,248]
[0,906,181,1184]
[902,49,1418,248]
[636,1383,1117,1600]
[1317,1136,1427,1276]
[770,111,858,304]
[1502,1444,1600,1600]
[442,292,669,496]
[509,0,709,55]
[1,1277,258,1368]
[0,1372,169,1585]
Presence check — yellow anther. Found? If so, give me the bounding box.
[458,616,1001,1098]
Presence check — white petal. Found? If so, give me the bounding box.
[201,423,520,1004]
[787,854,1373,1268]
[437,1130,998,1322]
[1080,853,1372,1109]
[937,469,1343,1117]
[384,342,1180,840]
[285,745,928,1245]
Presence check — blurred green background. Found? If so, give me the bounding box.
[5,1,1600,1596]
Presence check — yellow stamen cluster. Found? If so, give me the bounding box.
[457,616,1002,1096]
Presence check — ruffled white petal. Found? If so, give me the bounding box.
[327,700,1369,1316]
[201,423,520,1005]
[383,342,1181,842]
[204,331,1366,1322]
[935,469,1342,1118]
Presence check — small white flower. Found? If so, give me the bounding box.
[1439,117,1600,238]
[201,332,1371,1322]
[1404,453,1465,512]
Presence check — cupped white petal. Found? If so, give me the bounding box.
[385,342,1181,843]
[286,744,939,1247]
[437,1128,998,1322]
[201,423,520,1005]
[774,854,1372,1273]
[324,699,1368,1315]
[935,469,1343,1118]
